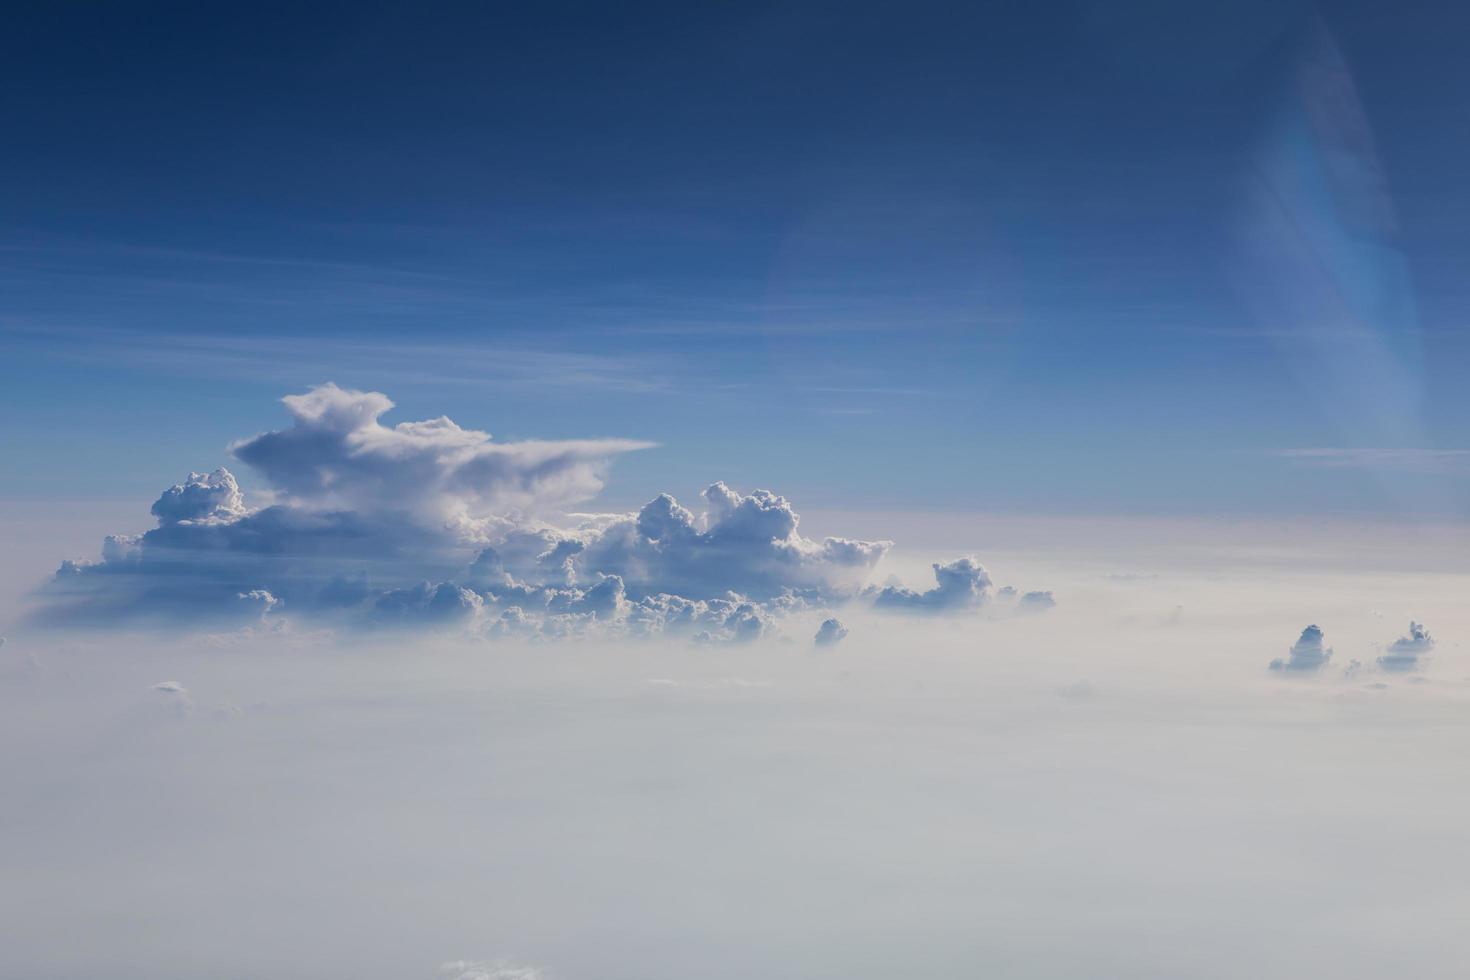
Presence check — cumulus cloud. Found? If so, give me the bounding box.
[873,557,991,611]
[570,482,891,600]
[1378,620,1434,672]
[372,583,485,627]
[231,383,651,529]
[36,384,1046,637]
[1270,624,1334,672]
[814,617,848,647]
[150,468,249,525]
[995,586,1058,612]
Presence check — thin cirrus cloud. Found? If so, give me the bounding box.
[441,961,545,980]
[1275,448,1470,471]
[38,384,1048,640]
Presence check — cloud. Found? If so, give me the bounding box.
[151,679,193,718]
[1267,622,1439,675]
[1269,624,1334,672]
[441,961,544,980]
[997,586,1057,612]
[569,482,891,601]
[1275,448,1470,472]
[237,589,281,619]
[371,583,484,627]
[479,588,777,645]
[231,382,653,528]
[151,468,249,525]
[873,557,991,611]
[814,617,848,647]
[1055,680,1094,699]
[35,385,1042,637]
[1378,620,1434,672]
[7,516,1467,980]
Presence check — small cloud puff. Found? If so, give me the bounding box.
[237,589,281,619]
[1378,621,1434,673]
[1270,624,1334,672]
[569,481,890,600]
[874,557,991,612]
[814,618,848,647]
[372,583,485,627]
[152,680,193,718]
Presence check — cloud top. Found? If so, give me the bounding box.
[231,382,652,527]
[1378,620,1434,672]
[874,557,991,611]
[1270,624,1334,672]
[151,468,248,525]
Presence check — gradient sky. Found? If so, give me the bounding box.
[8,10,1470,977]
[4,0,1469,516]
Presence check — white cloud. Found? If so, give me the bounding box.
[230,382,653,528]
[150,468,248,525]
[5,526,1468,980]
[814,617,848,646]
[151,679,193,718]
[371,583,484,627]
[36,385,1042,637]
[873,557,991,611]
[1378,620,1434,672]
[996,586,1057,612]
[1269,624,1334,672]
[441,960,544,980]
[1276,448,1470,471]
[237,589,281,619]
[567,482,891,600]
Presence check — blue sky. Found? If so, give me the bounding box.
[4,0,1469,516]
[9,11,1470,972]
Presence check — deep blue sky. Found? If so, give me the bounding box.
[4,0,1469,517]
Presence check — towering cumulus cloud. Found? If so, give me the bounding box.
[39,385,1048,639]
[1269,625,1334,672]
[231,382,652,528]
[1378,621,1434,672]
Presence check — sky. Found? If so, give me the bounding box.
[4,0,1470,516]
[5,4,1470,979]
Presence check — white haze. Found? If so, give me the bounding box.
[3,512,1469,979]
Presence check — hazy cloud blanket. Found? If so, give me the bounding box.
[39,385,1039,638]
